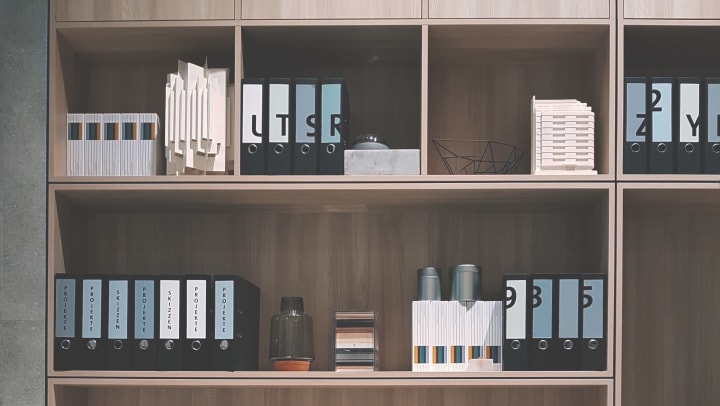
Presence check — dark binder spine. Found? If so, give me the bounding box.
[54,274,80,371]
[319,78,348,175]
[79,275,105,370]
[293,78,319,175]
[555,274,581,371]
[183,275,211,371]
[529,274,556,371]
[236,276,261,371]
[649,78,675,174]
[581,273,607,371]
[211,275,260,371]
[624,77,649,174]
[105,275,131,370]
[502,274,529,371]
[267,78,292,175]
[158,275,184,371]
[676,77,703,174]
[703,78,720,174]
[241,78,267,175]
[131,276,158,371]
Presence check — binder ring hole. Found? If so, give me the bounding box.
[631,143,641,153]
[563,340,574,350]
[301,144,311,155]
[164,340,175,350]
[588,339,599,350]
[248,144,258,155]
[87,340,97,350]
[192,340,202,351]
[327,144,336,154]
[139,340,149,350]
[511,340,521,350]
[60,339,71,350]
[657,143,667,153]
[713,144,720,154]
[685,143,695,153]
[113,340,123,350]
[538,340,549,351]
[274,144,284,154]
[219,340,229,351]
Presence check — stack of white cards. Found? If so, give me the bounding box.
[165,60,234,175]
[411,300,502,372]
[66,113,160,176]
[531,97,596,175]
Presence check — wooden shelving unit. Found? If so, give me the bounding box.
[45,1,718,406]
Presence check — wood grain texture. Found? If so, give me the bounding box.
[56,0,235,21]
[50,198,606,372]
[429,0,609,19]
[624,0,720,19]
[241,0,422,19]
[622,201,720,406]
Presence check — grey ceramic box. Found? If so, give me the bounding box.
[344,150,420,175]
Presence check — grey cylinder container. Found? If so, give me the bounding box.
[417,267,442,301]
[449,264,481,301]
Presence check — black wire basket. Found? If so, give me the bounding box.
[432,139,523,175]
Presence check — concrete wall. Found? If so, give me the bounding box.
[0,0,48,405]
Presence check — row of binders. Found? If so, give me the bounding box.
[334,311,378,372]
[531,97,596,175]
[54,274,259,371]
[624,77,720,174]
[503,273,606,371]
[241,78,349,176]
[412,301,502,372]
[67,113,160,176]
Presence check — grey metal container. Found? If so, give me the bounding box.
[416,267,442,301]
[449,264,481,301]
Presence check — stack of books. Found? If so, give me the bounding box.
[531,97,596,175]
[334,311,377,372]
[66,113,160,176]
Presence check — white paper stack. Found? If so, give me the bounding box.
[411,300,503,372]
[165,60,232,175]
[531,97,597,175]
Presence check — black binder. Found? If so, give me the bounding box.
[502,274,529,371]
[267,78,292,175]
[676,78,703,174]
[293,78,319,175]
[703,78,720,174]
[649,78,674,174]
[79,275,105,370]
[105,275,131,370]
[319,78,348,175]
[183,275,211,371]
[529,274,556,371]
[241,78,267,175]
[581,273,607,371]
[131,277,158,371]
[555,274,581,371]
[54,274,80,371]
[158,275,184,371]
[624,77,649,174]
[212,275,261,371]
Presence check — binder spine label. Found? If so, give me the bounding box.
[680,83,701,143]
[651,82,672,142]
[583,280,604,339]
[321,84,342,143]
[214,281,234,340]
[505,280,526,339]
[269,83,290,143]
[532,279,552,339]
[55,279,76,337]
[296,83,317,143]
[160,280,180,340]
[186,280,206,339]
[626,82,647,142]
[134,281,155,339]
[242,84,263,143]
[558,279,579,338]
[108,281,128,339]
[708,84,720,143]
[82,279,102,338]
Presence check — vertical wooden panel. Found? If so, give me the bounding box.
[429,0,609,19]
[56,0,235,21]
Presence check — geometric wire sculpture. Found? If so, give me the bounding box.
[432,139,523,175]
